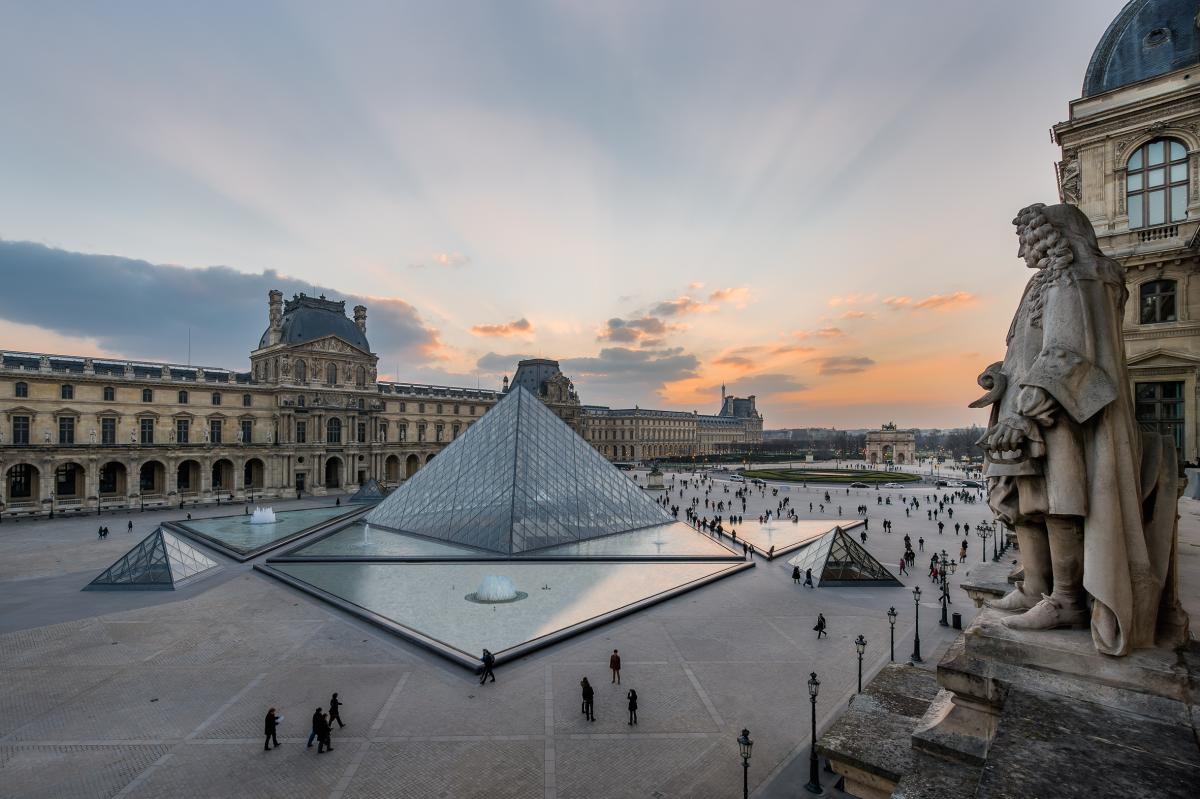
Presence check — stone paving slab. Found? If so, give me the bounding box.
[340,740,544,799]
[375,667,545,737]
[122,741,346,799]
[0,743,171,799]
[552,662,718,734]
[554,734,727,799]
[0,666,124,738]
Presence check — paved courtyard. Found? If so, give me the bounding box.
[2,466,1194,798]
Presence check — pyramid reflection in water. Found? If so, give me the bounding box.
[366,387,673,554]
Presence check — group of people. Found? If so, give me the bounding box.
[579,650,639,724]
[263,692,344,753]
[96,520,134,539]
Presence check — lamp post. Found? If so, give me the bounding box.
[911,586,923,663]
[854,635,867,693]
[887,607,897,662]
[975,522,990,563]
[991,520,1001,561]
[805,672,823,795]
[737,728,753,799]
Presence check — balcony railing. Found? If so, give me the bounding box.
[1137,224,1179,243]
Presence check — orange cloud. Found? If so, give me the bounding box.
[838,310,871,320]
[708,286,750,306]
[885,292,977,312]
[795,327,844,340]
[828,293,877,307]
[651,295,714,316]
[409,251,470,269]
[470,317,533,337]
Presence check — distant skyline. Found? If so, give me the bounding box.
[0,1,1125,427]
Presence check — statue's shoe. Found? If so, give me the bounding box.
[1001,595,1087,631]
[986,586,1038,611]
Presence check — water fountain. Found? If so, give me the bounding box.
[249,506,277,525]
[466,575,527,603]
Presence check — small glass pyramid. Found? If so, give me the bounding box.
[85,527,220,590]
[365,387,674,554]
[785,526,901,587]
[349,478,389,503]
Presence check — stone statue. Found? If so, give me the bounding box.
[130,431,137,445]
[974,203,1188,656]
[89,429,97,445]
[236,429,242,443]
[203,428,210,443]
[43,429,51,444]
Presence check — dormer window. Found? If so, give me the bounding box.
[1127,138,1188,229]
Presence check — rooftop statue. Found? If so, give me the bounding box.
[973,202,1188,656]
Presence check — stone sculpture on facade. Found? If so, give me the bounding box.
[973,202,1188,656]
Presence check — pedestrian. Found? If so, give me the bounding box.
[899,556,908,575]
[479,648,496,685]
[329,692,345,729]
[97,525,104,540]
[581,677,595,722]
[804,568,814,588]
[316,708,333,753]
[627,689,638,725]
[814,613,827,639]
[860,530,868,545]
[959,542,968,563]
[609,649,621,684]
[308,707,323,749]
[264,707,280,751]
[127,520,133,533]
[792,565,801,584]
[919,537,925,552]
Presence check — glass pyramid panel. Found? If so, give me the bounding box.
[86,527,219,590]
[349,478,389,503]
[366,387,672,554]
[784,527,900,587]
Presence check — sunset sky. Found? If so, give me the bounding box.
[0,1,1125,428]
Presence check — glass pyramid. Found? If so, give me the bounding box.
[85,528,220,590]
[365,387,674,554]
[349,478,389,503]
[784,526,901,587]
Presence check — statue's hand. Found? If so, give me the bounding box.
[1016,385,1056,426]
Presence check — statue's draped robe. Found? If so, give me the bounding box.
[987,258,1182,656]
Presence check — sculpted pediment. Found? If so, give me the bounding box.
[295,336,371,358]
[1126,348,1200,369]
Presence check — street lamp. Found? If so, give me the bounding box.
[804,672,823,795]
[975,522,990,563]
[854,634,867,693]
[911,586,923,663]
[991,520,1001,561]
[737,728,753,799]
[886,607,897,662]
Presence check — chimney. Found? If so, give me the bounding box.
[267,289,283,346]
[353,304,367,334]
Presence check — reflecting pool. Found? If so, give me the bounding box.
[179,505,357,555]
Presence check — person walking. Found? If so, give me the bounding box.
[627,689,638,726]
[479,649,496,685]
[581,677,595,722]
[127,520,133,533]
[804,568,814,588]
[329,692,345,729]
[315,708,333,753]
[609,649,621,684]
[792,565,801,584]
[814,613,827,639]
[308,707,323,749]
[898,556,908,576]
[97,525,104,540]
[264,707,280,751]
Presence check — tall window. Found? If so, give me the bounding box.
[1140,279,1177,324]
[356,366,366,387]
[435,423,444,442]
[61,384,73,400]
[242,393,252,407]
[1136,381,1184,452]
[58,416,75,444]
[9,464,32,497]
[1127,138,1188,229]
[142,388,153,403]
[452,423,461,439]
[326,363,337,385]
[101,417,116,445]
[209,419,222,444]
[140,418,155,444]
[357,421,367,443]
[296,421,307,443]
[418,403,425,413]
[211,392,221,406]
[436,404,443,415]
[295,360,306,383]
[176,418,190,444]
[327,418,342,443]
[12,415,30,445]
[103,386,114,401]
[15,382,28,398]
[241,420,253,443]
[178,390,189,404]
[399,401,407,412]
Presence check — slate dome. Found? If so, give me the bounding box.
[1083,0,1200,97]
[258,293,371,351]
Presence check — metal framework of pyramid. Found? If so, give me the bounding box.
[365,387,674,554]
[349,478,389,503]
[85,527,221,590]
[785,526,901,587]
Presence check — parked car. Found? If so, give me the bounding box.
[934,480,948,487]
[960,479,983,488]
[882,482,906,489]
[729,474,745,482]
[849,481,869,488]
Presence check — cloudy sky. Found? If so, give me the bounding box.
[0,1,1124,427]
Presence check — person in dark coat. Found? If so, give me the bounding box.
[814,613,827,639]
[804,568,814,588]
[627,689,638,725]
[581,677,595,722]
[127,520,133,533]
[264,707,280,750]
[308,707,323,748]
[479,649,496,685]
[329,692,345,728]
[609,649,621,684]
[314,708,332,753]
[792,565,801,584]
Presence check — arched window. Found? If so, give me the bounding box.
[102,386,114,401]
[295,359,306,383]
[61,384,74,400]
[15,382,28,398]
[1140,279,1177,324]
[1127,138,1188,229]
[178,390,189,404]
[242,393,252,407]
[356,366,366,387]
[211,392,222,406]
[141,388,153,402]
[326,363,337,385]
[326,418,342,444]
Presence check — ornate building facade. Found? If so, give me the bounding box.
[0,292,762,517]
[1052,0,1200,462]
[864,423,916,465]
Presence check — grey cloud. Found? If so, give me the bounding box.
[0,240,441,367]
[723,373,808,395]
[598,316,672,344]
[815,356,875,375]
[475,352,537,374]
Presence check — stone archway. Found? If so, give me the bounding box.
[5,463,39,506]
[139,460,166,495]
[425,452,436,465]
[211,458,235,493]
[55,461,86,498]
[405,453,420,479]
[177,460,201,495]
[324,456,343,489]
[243,457,265,489]
[385,455,400,483]
[98,461,128,496]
